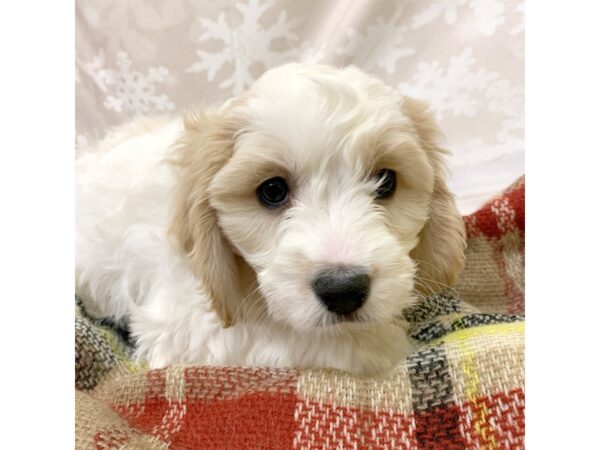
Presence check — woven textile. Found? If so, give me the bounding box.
[76,176,525,449]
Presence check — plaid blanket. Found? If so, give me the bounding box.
[76,177,524,450]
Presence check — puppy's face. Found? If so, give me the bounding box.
[171,64,466,331]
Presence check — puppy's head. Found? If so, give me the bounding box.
[170,64,465,330]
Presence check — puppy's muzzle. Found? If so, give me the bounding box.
[311,266,370,315]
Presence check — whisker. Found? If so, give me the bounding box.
[413,262,460,297]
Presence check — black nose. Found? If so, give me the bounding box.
[311,267,370,315]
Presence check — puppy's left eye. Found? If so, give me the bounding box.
[373,169,397,199]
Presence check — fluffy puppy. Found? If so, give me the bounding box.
[76,63,465,376]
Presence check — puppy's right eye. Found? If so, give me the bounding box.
[373,169,397,199]
[257,177,289,208]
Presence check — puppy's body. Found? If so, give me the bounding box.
[76,116,410,373]
[76,64,465,375]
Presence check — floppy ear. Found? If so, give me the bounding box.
[168,107,245,327]
[402,97,467,293]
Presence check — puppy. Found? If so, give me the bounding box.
[76,64,465,376]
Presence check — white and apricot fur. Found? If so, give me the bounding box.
[76,64,465,375]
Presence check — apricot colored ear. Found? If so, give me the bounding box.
[402,97,466,292]
[168,108,244,327]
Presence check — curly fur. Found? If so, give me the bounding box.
[76,64,465,375]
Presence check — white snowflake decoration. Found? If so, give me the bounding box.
[411,0,505,36]
[411,0,466,29]
[77,51,110,92]
[337,16,415,75]
[187,0,301,95]
[95,52,174,115]
[444,78,523,168]
[486,78,524,150]
[469,0,505,36]
[399,48,499,120]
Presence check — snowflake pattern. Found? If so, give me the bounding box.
[411,0,466,28]
[411,0,505,36]
[76,0,524,214]
[78,0,186,61]
[399,48,499,119]
[486,78,524,151]
[337,16,415,75]
[77,52,110,92]
[96,52,174,115]
[187,0,301,94]
[434,76,523,168]
[79,51,174,115]
[469,0,505,36]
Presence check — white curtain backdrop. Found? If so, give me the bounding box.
[76,0,524,214]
